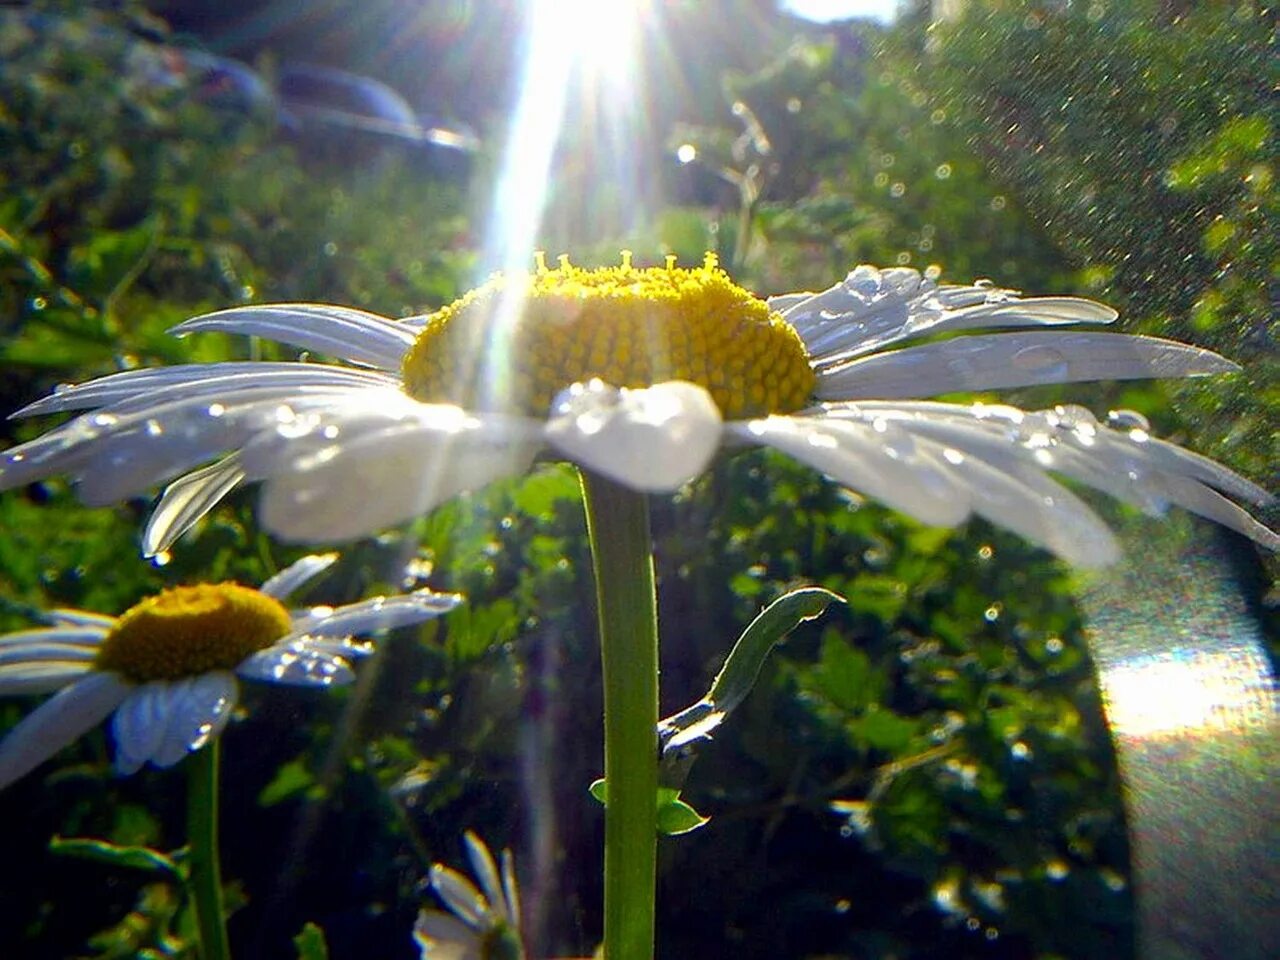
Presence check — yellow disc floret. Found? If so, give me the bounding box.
[96,584,292,684]
[400,253,816,419]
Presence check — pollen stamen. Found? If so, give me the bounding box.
[400,256,816,420]
[95,584,292,684]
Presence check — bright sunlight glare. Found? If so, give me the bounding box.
[1101,645,1277,739]
[478,0,648,409]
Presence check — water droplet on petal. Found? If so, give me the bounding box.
[1107,408,1150,431]
[1012,345,1070,378]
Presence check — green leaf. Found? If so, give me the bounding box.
[49,836,183,880]
[511,464,580,517]
[589,781,710,835]
[656,792,710,836]
[293,922,330,960]
[853,708,918,752]
[258,758,316,807]
[705,586,845,715]
[808,634,875,712]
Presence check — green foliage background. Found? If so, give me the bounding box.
[0,1,1273,958]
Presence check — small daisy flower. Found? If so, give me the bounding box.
[1,256,1274,565]
[415,831,526,960]
[0,553,460,788]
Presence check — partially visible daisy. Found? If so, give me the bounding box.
[0,553,460,788]
[415,831,525,960]
[1,255,1274,565]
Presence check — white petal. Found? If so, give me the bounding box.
[413,909,481,960]
[941,452,1121,566]
[430,865,489,929]
[0,661,97,696]
[46,611,117,629]
[143,455,247,556]
[0,642,99,665]
[463,833,507,924]
[1,385,391,501]
[846,400,1278,551]
[544,380,722,491]
[283,638,374,660]
[729,415,970,528]
[170,304,417,370]
[1146,473,1280,550]
[256,408,540,542]
[500,850,520,933]
[815,332,1238,401]
[148,673,238,769]
[13,363,393,418]
[236,647,354,686]
[111,683,170,775]
[0,672,130,788]
[258,552,339,601]
[0,626,110,647]
[810,296,1120,366]
[284,589,461,639]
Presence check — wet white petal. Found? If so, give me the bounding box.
[0,672,130,788]
[144,455,247,557]
[146,672,238,769]
[237,647,355,686]
[111,683,170,775]
[0,661,97,696]
[838,400,1277,549]
[258,552,339,601]
[171,304,417,370]
[430,865,489,930]
[809,296,1120,366]
[545,380,722,491]
[284,589,461,639]
[730,415,970,527]
[284,637,375,660]
[13,363,393,418]
[256,408,539,542]
[816,332,1238,401]
[0,386,391,501]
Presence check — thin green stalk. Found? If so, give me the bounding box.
[187,739,230,960]
[580,470,659,960]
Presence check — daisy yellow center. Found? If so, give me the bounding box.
[400,253,816,419]
[95,584,292,684]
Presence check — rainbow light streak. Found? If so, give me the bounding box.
[1101,644,1276,740]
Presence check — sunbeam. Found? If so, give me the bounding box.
[478,0,649,410]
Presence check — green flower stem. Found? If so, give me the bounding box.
[580,470,659,960]
[187,739,231,960]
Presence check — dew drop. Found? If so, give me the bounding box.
[1012,345,1069,377]
[1107,408,1150,431]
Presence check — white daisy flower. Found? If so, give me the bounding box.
[0,553,461,788]
[1,255,1274,566]
[414,831,525,960]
